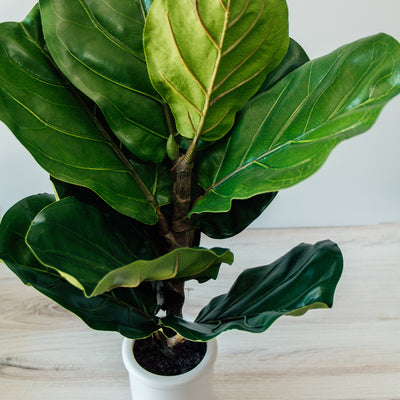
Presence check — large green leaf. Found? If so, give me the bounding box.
[0,195,159,339]
[161,240,343,341]
[0,6,172,225]
[191,34,400,215]
[26,197,234,297]
[195,39,308,239]
[144,0,288,141]
[50,175,174,259]
[39,0,168,162]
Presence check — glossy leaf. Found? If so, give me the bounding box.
[0,195,159,339]
[39,0,168,162]
[0,6,172,224]
[191,34,400,215]
[194,39,309,238]
[50,175,176,260]
[26,197,234,297]
[144,0,288,140]
[0,194,55,269]
[197,192,277,239]
[161,240,343,341]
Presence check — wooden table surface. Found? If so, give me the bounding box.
[1,224,399,399]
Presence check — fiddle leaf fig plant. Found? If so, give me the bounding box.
[1,0,400,356]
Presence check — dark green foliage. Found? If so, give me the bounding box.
[0,195,160,339]
[162,241,343,340]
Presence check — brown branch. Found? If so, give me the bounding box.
[171,156,196,248]
[157,154,198,318]
[156,208,179,250]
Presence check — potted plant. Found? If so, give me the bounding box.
[1,0,399,398]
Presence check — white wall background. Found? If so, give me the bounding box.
[0,1,399,227]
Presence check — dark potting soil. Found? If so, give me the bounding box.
[133,337,207,376]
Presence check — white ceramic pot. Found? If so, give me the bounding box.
[122,337,217,400]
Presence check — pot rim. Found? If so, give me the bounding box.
[122,337,217,388]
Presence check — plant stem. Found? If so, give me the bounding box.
[63,76,174,229]
[156,208,179,250]
[158,147,198,317]
[152,330,186,357]
[184,135,200,164]
[171,156,195,248]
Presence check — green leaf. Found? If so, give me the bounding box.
[54,176,175,253]
[49,158,173,218]
[191,34,400,215]
[0,6,171,225]
[0,195,159,339]
[161,240,343,341]
[144,0,288,140]
[254,37,310,95]
[49,175,173,258]
[26,197,234,297]
[197,192,277,239]
[39,0,168,162]
[194,39,308,238]
[0,194,55,268]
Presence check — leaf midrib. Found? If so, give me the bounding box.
[192,0,232,139]
[207,112,368,192]
[0,87,109,142]
[204,43,386,192]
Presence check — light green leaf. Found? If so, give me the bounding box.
[0,6,171,224]
[26,197,234,297]
[191,34,400,215]
[39,0,168,162]
[161,240,343,341]
[144,0,288,140]
[0,194,160,339]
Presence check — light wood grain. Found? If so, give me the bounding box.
[1,224,399,399]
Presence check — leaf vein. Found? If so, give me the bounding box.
[158,71,203,115]
[76,0,144,61]
[223,0,266,56]
[53,29,161,102]
[214,16,275,93]
[194,0,220,50]
[227,0,250,29]
[165,11,208,96]
[1,88,109,143]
